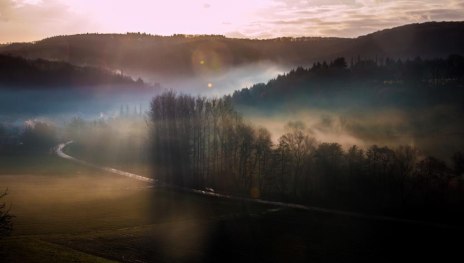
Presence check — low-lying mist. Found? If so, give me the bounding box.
[242,104,464,160]
[0,62,288,123]
[0,86,154,121]
[129,62,290,96]
[2,56,463,162]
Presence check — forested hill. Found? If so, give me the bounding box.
[1,22,463,76]
[0,54,145,89]
[231,55,464,110]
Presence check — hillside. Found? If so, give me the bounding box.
[232,55,464,110]
[1,22,463,77]
[342,22,464,58]
[0,54,144,89]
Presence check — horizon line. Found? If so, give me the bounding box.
[1,20,462,45]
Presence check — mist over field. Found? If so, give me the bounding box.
[1,53,463,167]
[0,62,288,125]
[243,105,464,160]
[138,62,289,96]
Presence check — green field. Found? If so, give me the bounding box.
[0,154,462,262]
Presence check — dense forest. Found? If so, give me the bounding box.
[150,92,464,220]
[1,22,463,76]
[0,54,144,88]
[232,55,464,109]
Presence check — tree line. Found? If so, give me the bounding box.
[150,92,464,216]
[0,121,57,155]
[232,55,464,108]
[0,54,144,89]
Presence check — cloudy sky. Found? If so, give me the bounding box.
[0,0,463,43]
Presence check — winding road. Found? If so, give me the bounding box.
[56,141,459,229]
[56,141,154,183]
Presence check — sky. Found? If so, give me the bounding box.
[0,0,463,43]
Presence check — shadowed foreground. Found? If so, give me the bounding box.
[0,155,462,262]
[45,205,463,263]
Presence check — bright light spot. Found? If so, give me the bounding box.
[200,60,205,65]
[207,83,213,88]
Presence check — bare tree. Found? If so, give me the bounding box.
[278,122,316,197]
[394,145,418,205]
[0,189,13,237]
